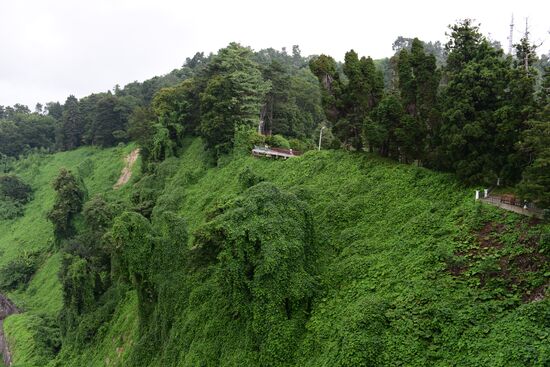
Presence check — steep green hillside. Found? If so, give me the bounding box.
[54,139,549,366]
[0,144,136,366]
[3,139,549,366]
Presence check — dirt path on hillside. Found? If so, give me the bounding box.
[114,148,140,189]
[0,294,19,366]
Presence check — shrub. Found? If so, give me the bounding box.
[0,198,24,220]
[0,251,42,291]
[233,126,265,156]
[238,166,265,190]
[47,168,85,241]
[541,232,550,254]
[82,195,115,232]
[33,313,62,357]
[0,174,32,203]
[266,134,291,149]
[288,138,314,152]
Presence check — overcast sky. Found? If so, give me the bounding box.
[1,0,549,108]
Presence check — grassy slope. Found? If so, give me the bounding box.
[4,139,549,366]
[0,144,136,367]
[57,139,549,366]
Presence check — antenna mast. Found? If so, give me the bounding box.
[508,14,514,55]
[524,18,530,70]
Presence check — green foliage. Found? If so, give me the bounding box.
[0,250,42,291]
[153,79,201,137]
[110,211,154,283]
[434,19,536,184]
[59,255,98,333]
[0,111,57,157]
[132,78,202,167]
[47,169,85,242]
[191,182,316,365]
[312,124,337,150]
[233,126,265,156]
[2,32,550,367]
[516,68,550,208]
[396,38,440,162]
[4,313,61,366]
[90,95,123,147]
[0,174,32,219]
[340,50,384,149]
[309,55,342,123]
[199,43,271,157]
[238,166,264,190]
[259,60,322,139]
[0,198,24,220]
[33,313,62,358]
[365,93,404,157]
[0,174,32,203]
[57,95,84,150]
[82,194,115,232]
[265,134,290,149]
[517,120,550,208]
[311,50,386,151]
[4,137,550,367]
[0,144,131,366]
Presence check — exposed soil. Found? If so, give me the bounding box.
[448,262,467,276]
[522,284,548,303]
[477,222,505,250]
[448,221,548,302]
[114,148,140,189]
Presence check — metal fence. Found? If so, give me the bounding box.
[481,195,544,218]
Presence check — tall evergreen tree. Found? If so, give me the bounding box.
[364,94,405,157]
[46,101,63,121]
[86,94,127,147]
[58,95,84,150]
[261,60,292,136]
[435,20,518,184]
[309,55,342,123]
[396,38,440,163]
[338,51,384,149]
[517,66,550,208]
[199,43,270,156]
[495,36,539,182]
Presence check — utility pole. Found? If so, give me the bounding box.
[508,14,514,55]
[524,18,530,71]
[318,126,326,151]
[258,119,264,135]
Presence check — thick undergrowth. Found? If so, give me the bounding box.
[2,138,549,366]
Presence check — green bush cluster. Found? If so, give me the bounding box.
[0,250,43,291]
[47,169,86,242]
[0,174,32,219]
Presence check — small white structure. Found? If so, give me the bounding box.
[252,145,301,159]
[475,190,480,200]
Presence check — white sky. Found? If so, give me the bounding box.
[1,0,549,108]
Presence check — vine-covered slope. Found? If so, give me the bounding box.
[3,139,549,366]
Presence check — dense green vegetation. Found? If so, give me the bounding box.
[0,145,134,366]
[0,138,547,366]
[1,18,549,367]
[3,20,548,204]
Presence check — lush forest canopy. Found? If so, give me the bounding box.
[0,19,549,367]
[1,20,549,204]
